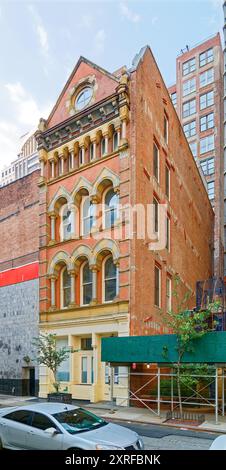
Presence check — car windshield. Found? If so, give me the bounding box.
[53,408,107,435]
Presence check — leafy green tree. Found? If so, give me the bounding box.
[162,276,219,415]
[32,333,76,393]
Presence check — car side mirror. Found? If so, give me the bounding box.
[45,427,59,436]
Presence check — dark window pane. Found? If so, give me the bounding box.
[105,258,116,279]
[4,410,32,425]
[83,283,92,305]
[105,278,117,301]
[31,412,56,431]
[155,266,160,307]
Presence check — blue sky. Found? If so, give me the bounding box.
[0,0,223,169]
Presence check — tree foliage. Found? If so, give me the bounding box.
[162,275,219,414]
[32,333,75,392]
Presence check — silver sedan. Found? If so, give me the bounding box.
[0,403,144,450]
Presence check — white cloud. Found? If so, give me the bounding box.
[0,121,20,169]
[36,24,49,57]
[5,82,47,127]
[120,3,141,23]
[28,4,49,58]
[94,29,106,54]
[0,82,51,171]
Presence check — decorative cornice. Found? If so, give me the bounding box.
[36,93,120,152]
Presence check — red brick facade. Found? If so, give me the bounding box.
[36,49,214,402]
[0,170,40,268]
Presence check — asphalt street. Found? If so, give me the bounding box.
[107,419,219,450]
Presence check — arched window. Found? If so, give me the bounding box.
[90,143,94,161]
[81,262,92,305]
[82,197,95,235]
[104,189,119,228]
[61,267,71,308]
[101,138,106,156]
[103,256,117,302]
[113,132,118,151]
[61,206,72,240]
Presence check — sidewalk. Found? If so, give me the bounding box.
[0,394,226,434]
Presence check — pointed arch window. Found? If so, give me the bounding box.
[104,188,119,229]
[62,206,72,240]
[61,267,71,308]
[103,256,118,302]
[113,132,118,151]
[81,261,92,305]
[82,197,95,235]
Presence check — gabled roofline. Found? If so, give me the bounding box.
[46,56,120,126]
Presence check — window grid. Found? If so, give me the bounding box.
[183,120,196,138]
[200,157,215,176]
[200,113,214,132]
[200,134,214,154]
[183,77,196,96]
[183,99,196,118]
[200,68,214,88]
[200,91,214,110]
[199,48,214,67]
[207,181,215,200]
[182,57,196,76]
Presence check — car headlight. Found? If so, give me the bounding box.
[96,444,123,450]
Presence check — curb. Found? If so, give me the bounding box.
[85,409,224,435]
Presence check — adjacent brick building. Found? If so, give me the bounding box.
[168,33,224,278]
[36,46,214,404]
[0,171,40,395]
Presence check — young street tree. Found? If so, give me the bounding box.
[162,276,218,415]
[32,333,75,393]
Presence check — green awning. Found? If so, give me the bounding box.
[101,332,226,364]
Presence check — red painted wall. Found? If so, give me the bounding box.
[0,262,39,287]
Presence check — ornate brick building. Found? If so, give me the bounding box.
[36,47,214,403]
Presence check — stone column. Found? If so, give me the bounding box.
[90,266,98,304]
[117,127,121,147]
[104,134,108,154]
[49,212,56,244]
[50,159,55,179]
[90,136,96,160]
[40,159,45,177]
[102,131,108,155]
[69,204,76,238]
[121,120,127,140]
[50,275,57,309]
[79,144,85,166]
[69,270,77,307]
[60,155,64,175]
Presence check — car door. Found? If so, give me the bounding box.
[26,412,63,450]
[2,410,33,449]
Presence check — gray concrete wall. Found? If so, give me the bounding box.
[0,278,39,381]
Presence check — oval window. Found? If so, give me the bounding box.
[75,87,92,110]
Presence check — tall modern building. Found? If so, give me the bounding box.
[168,33,224,278]
[35,46,213,403]
[0,131,39,188]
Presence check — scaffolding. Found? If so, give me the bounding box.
[109,366,226,424]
